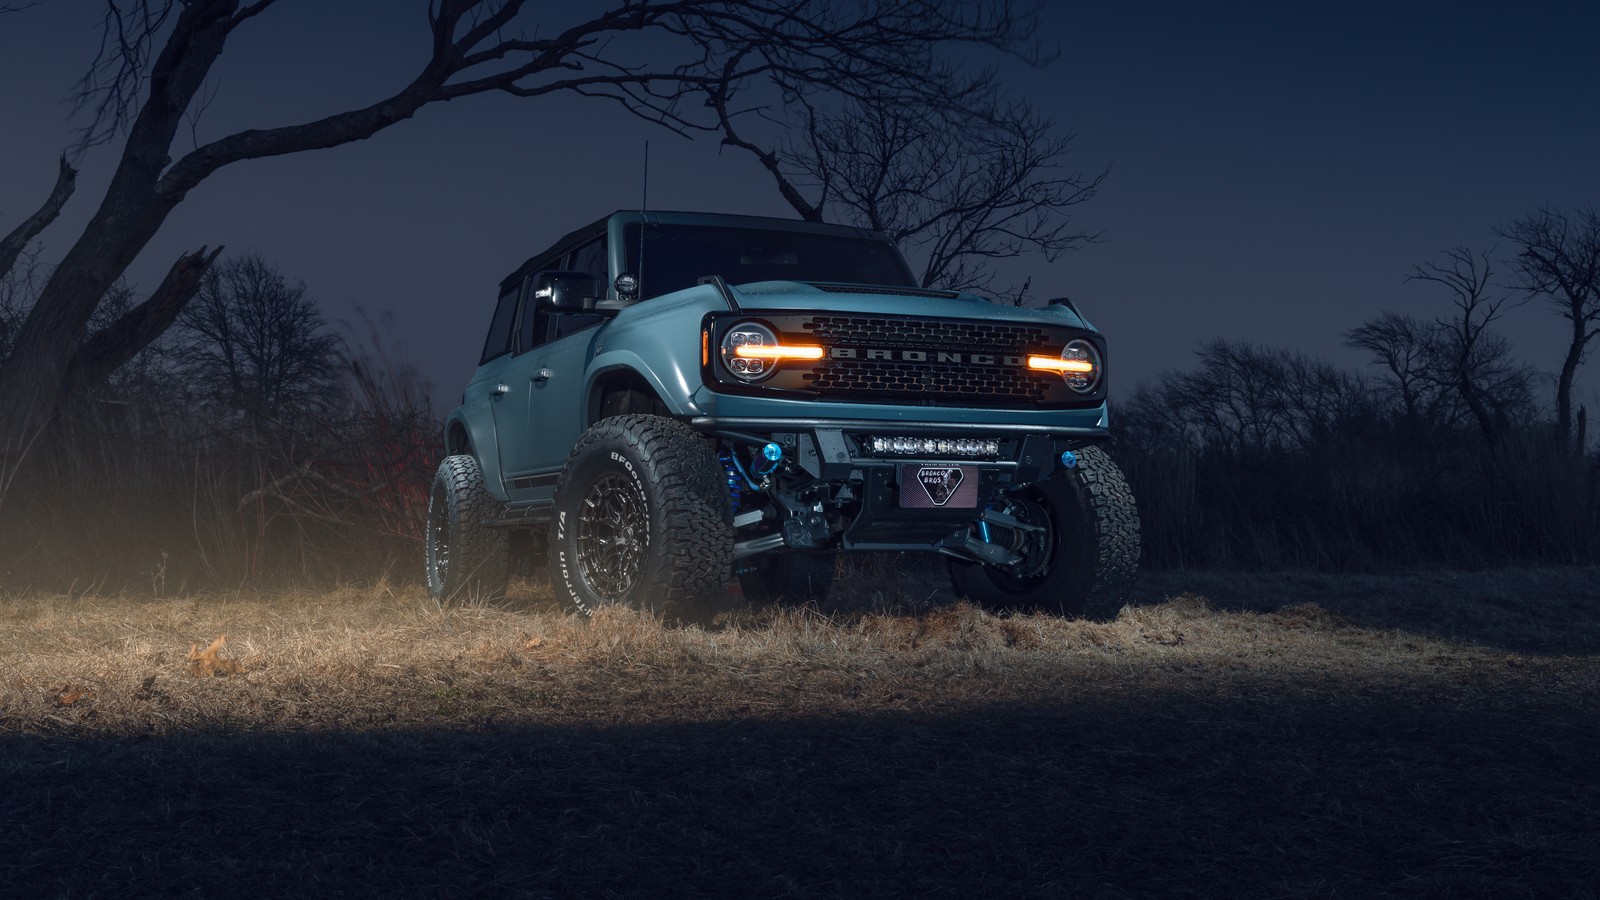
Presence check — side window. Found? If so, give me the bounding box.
[522,238,608,348]
[480,285,519,363]
[517,274,547,354]
[569,237,609,291]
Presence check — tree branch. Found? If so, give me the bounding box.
[0,157,76,281]
[65,244,223,391]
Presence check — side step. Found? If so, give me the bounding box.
[485,507,552,528]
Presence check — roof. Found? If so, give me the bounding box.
[497,210,894,294]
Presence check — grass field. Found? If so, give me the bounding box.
[2,565,1597,898]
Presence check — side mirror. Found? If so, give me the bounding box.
[532,271,601,312]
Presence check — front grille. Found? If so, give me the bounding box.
[807,358,1049,403]
[798,314,1058,406]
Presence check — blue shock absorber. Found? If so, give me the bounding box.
[724,450,763,492]
[978,520,992,543]
[719,453,744,512]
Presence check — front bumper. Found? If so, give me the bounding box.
[694,415,1108,554]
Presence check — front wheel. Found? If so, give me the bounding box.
[948,446,1139,618]
[549,415,734,622]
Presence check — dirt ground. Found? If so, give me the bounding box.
[2,565,1597,898]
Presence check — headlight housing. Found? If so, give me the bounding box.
[720,322,779,382]
[1027,338,1102,393]
[717,320,825,383]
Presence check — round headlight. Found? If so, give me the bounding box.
[1061,339,1101,393]
[720,322,778,382]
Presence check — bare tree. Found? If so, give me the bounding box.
[1495,205,1600,447]
[710,85,1100,299]
[1122,340,1371,459]
[1344,312,1447,429]
[1404,246,1527,446]
[0,0,1040,462]
[174,253,339,423]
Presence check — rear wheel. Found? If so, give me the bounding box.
[549,415,734,623]
[425,455,511,602]
[948,446,1139,618]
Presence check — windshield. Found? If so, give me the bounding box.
[623,223,915,300]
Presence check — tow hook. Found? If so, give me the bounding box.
[781,501,829,548]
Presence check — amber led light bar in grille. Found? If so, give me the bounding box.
[869,436,1001,457]
[1026,356,1094,373]
[733,344,825,360]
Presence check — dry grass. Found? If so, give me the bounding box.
[2,569,1597,898]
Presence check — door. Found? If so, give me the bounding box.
[498,236,610,501]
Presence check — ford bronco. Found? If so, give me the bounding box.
[426,210,1139,620]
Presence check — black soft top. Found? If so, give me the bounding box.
[497,210,893,296]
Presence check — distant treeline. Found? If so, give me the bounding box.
[1114,340,1598,569]
[1114,205,1600,570]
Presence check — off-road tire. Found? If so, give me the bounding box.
[737,553,836,606]
[425,455,511,602]
[549,414,734,623]
[949,445,1139,618]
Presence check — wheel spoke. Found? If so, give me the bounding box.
[576,472,649,599]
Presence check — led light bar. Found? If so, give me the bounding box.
[733,344,825,360]
[1026,356,1094,373]
[869,436,1002,458]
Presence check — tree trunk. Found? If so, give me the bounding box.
[1554,316,1584,447]
[1458,373,1497,446]
[0,1,238,461]
[64,245,224,394]
[0,191,183,457]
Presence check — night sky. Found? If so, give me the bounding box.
[2,2,1597,411]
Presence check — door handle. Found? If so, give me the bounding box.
[491,383,509,396]
[533,368,554,383]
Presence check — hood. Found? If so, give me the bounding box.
[718,280,1097,332]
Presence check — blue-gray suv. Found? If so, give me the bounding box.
[427,210,1139,620]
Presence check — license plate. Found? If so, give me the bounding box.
[899,463,978,508]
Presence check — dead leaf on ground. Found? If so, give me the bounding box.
[53,686,94,706]
[188,634,246,677]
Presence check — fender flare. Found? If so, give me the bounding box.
[584,350,703,423]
